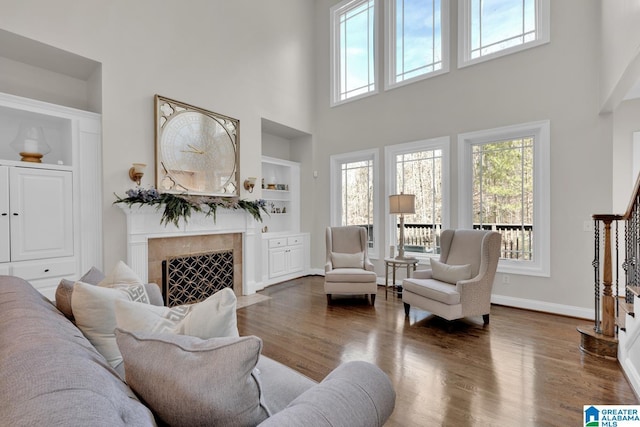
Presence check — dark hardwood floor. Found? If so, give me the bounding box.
[236,276,638,426]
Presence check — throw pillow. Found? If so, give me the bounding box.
[430,259,472,285]
[71,281,150,369]
[98,260,144,289]
[114,287,239,339]
[55,266,106,320]
[331,251,364,269]
[115,329,270,427]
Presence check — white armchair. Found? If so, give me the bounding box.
[324,226,378,305]
[402,229,501,325]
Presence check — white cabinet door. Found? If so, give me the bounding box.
[269,247,288,278]
[288,245,304,273]
[0,166,9,263]
[10,167,73,261]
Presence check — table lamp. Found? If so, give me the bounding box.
[389,193,416,260]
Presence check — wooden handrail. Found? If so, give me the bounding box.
[624,171,640,219]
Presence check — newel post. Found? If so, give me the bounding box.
[593,214,621,337]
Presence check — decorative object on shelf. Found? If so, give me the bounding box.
[114,187,268,227]
[11,124,51,163]
[266,175,277,190]
[243,177,257,193]
[276,184,286,191]
[128,163,146,186]
[155,95,239,197]
[389,193,416,260]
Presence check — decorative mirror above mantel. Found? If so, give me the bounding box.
[154,95,239,197]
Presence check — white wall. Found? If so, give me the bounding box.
[600,0,640,112]
[613,99,640,212]
[0,0,316,271]
[311,0,610,315]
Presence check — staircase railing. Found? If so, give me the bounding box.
[592,173,640,338]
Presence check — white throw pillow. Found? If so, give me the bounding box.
[430,259,472,284]
[331,251,364,269]
[114,288,239,339]
[72,281,148,369]
[99,260,144,289]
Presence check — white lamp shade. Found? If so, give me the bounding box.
[132,163,147,174]
[11,124,50,155]
[389,194,415,214]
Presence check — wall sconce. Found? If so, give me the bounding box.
[129,163,146,186]
[243,177,257,193]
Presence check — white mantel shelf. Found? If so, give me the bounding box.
[118,204,262,295]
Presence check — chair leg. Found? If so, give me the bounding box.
[326,294,332,305]
[483,314,490,325]
[370,294,376,306]
[403,302,410,316]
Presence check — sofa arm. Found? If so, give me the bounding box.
[325,262,333,273]
[258,361,395,427]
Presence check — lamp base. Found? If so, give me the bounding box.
[19,152,43,163]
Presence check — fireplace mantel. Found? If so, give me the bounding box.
[118,204,261,295]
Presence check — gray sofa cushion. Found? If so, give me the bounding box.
[0,275,155,426]
[115,329,270,427]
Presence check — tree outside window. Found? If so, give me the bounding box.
[472,137,533,260]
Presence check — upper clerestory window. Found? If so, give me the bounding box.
[458,0,550,68]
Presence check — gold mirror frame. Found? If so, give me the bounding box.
[154,95,239,197]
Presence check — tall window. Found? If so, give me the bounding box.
[330,149,379,257]
[459,121,550,276]
[472,137,533,260]
[385,137,449,257]
[385,0,449,89]
[331,0,378,106]
[458,0,550,68]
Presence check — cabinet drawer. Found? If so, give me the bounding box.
[12,258,76,281]
[269,238,287,248]
[287,236,304,246]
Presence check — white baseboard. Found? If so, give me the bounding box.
[491,294,594,320]
[304,271,594,319]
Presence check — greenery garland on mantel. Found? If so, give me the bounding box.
[114,188,269,228]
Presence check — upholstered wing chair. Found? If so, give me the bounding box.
[402,229,501,324]
[324,226,378,305]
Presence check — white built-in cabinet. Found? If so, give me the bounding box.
[260,156,309,286]
[0,166,73,262]
[0,92,102,300]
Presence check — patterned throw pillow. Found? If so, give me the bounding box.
[72,281,149,370]
[114,287,238,339]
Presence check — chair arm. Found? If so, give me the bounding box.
[325,262,333,273]
[456,276,493,313]
[411,269,433,280]
[258,361,395,427]
[364,259,375,272]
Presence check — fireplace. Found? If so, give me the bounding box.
[148,233,242,303]
[163,249,234,307]
[118,204,261,296]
